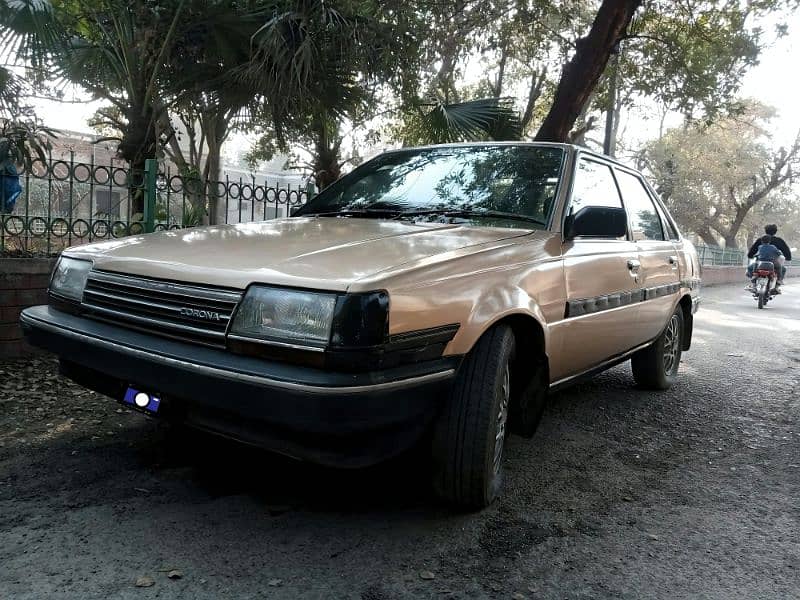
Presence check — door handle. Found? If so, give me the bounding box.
[627,259,641,272]
[668,255,679,269]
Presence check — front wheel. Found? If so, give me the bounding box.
[431,324,515,510]
[631,306,683,390]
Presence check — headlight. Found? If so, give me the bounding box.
[229,286,338,346]
[49,256,92,302]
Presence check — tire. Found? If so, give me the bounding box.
[758,290,766,309]
[431,324,515,510]
[631,306,683,390]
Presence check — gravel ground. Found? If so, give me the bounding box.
[1,283,799,599]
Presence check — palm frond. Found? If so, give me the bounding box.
[0,0,62,75]
[0,67,25,116]
[417,98,522,144]
[0,118,56,166]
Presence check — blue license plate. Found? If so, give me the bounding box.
[123,387,161,413]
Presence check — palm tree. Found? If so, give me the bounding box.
[242,1,522,189]
[3,0,191,217]
[4,0,265,218]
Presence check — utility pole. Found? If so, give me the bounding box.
[603,43,620,157]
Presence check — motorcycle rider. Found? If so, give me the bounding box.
[746,235,785,293]
[747,224,791,286]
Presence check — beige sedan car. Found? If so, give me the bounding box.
[22,143,700,509]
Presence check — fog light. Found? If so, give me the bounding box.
[134,392,150,408]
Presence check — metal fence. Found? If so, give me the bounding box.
[0,154,311,255]
[695,244,746,266]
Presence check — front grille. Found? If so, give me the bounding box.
[81,270,243,347]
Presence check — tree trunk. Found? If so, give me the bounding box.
[204,135,222,225]
[161,107,231,226]
[120,107,158,217]
[491,39,509,98]
[696,227,719,247]
[312,115,342,190]
[535,0,642,143]
[520,70,546,133]
[722,202,756,249]
[315,148,341,190]
[603,50,619,156]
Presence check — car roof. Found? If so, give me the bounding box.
[386,141,636,172]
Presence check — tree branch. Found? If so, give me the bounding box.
[535,0,642,142]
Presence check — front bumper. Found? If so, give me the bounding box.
[21,306,457,467]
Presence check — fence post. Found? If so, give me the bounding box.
[143,158,157,233]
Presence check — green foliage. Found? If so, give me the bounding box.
[616,1,774,118]
[240,1,419,187]
[0,65,54,167]
[0,119,54,166]
[402,98,522,145]
[8,0,263,166]
[180,201,206,227]
[6,0,799,197]
[406,0,798,141]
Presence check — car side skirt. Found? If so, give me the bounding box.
[548,337,657,393]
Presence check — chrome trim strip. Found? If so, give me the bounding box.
[81,303,227,339]
[83,288,233,321]
[85,280,238,311]
[22,313,455,394]
[226,334,327,353]
[565,282,682,318]
[88,270,243,303]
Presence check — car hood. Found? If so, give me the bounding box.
[65,217,532,291]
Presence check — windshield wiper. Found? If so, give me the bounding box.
[302,208,403,218]
[397,209,546,226]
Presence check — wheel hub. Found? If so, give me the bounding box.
[493,364,511,476]
[662,314,680,374]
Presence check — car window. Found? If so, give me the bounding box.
[650,192,680,240]
[615,170,665,242]
[568,158,624,216]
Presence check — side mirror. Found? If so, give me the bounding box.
[564,206,628,240]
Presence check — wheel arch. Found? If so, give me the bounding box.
[484,312,550,437]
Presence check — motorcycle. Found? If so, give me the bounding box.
[749,260,779,309]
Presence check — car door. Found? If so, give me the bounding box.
[551,157,645,382]
[614,167,681,343]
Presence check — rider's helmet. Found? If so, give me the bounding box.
[765,224,778,236]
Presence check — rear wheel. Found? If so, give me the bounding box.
[758,288,766,309]
[431,324,515,510]
[631,306,683,390]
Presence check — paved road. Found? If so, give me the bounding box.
[1,283,799,599]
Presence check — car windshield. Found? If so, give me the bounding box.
[294,145,565,229]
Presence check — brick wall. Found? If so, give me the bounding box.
[701,264,796,287]
[0,258,57,358]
